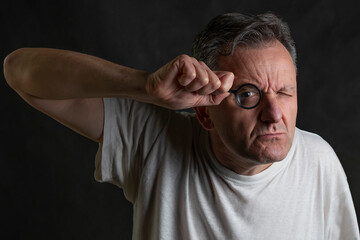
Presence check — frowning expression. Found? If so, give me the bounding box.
[207,41,297,165]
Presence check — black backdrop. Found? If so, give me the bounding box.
[1,0,359,239]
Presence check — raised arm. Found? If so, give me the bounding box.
[3,48,233,142]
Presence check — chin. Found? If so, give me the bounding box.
[251,144,290,164]
[258,152,286,164]
[250,136,292,163]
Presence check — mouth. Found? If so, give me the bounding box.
[257,132,285,140]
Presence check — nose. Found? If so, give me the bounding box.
[260,94,283,123]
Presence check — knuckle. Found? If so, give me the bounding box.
[212,79,221,89]
[177,54,192,67]
[186,71,196,79]
[214,82,227,93]
[218,84,227,92]
[200,76,209,85]
[191,56,197,62]
[177,77,187,86]
[178,54,190,61]
[199,61,210,70]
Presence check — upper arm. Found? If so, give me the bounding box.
[16,90,104,143]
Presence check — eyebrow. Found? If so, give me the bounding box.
[231,78,297,92]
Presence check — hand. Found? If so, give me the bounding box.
[146,54,234,109]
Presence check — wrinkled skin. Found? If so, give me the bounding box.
[195,41,298,175]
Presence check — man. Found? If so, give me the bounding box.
[4,12,359,239]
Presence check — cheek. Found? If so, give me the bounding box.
[209,100,259,141]
[283,100,298,126]
[279,99,297,143]
[221,112,258,145]
[237,113,258,136]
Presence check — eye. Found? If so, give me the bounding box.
[230,83,262,109]
[277,91,292,97]
[238,85,259,99]
[240,90,257,98]
[277,86,296,97]
[236,85,261,108]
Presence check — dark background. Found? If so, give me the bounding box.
[1,0,359,239]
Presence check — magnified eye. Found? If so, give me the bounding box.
[240,91,257,98]
[236,85,261,108]
[229,83,262,109]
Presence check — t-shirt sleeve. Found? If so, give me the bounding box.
[94,97,195,202]
[311,132,360,239]
[322,148,360,239]
[298,129,359,238]
[326,185,360,239]
[94,98,172,198]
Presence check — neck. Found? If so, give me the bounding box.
[209,132,273,176]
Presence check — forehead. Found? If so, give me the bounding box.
[216,41,296,89]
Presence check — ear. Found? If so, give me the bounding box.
[193,106,214,130]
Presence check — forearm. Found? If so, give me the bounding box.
[3,48,149,100]
[4,48,234,110]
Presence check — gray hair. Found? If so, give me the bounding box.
[191,12,297,71]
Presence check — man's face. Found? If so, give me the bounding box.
[206,41,297,165]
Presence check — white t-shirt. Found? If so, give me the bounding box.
[95,98,359,240]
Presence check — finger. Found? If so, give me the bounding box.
[196,69,221,95]
[184,60,210,92]
[212,71,234,95]
[177,55,196,86]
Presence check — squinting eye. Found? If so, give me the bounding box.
[278,92,292,97]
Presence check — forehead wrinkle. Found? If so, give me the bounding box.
[254,55,297,91]
[233,56,273,91]
[229,51,266,88]
[217,42,296,90]
[263,66,290,93]
[234,47,276,90]
[235,63,296,95]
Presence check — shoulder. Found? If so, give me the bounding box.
[296,128,329,146]
[292,128,344,176]
[293,128,346,182]
[295,128,337,158]
[293,130,358,237]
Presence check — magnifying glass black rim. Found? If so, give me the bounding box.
[229,83,262,109]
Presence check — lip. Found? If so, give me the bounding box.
[257,132,285,139]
